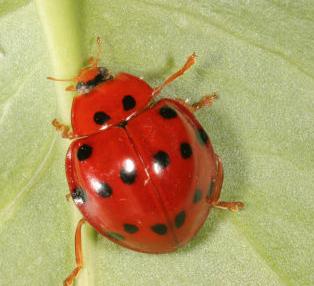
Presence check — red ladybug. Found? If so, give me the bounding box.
[49,38,244,286]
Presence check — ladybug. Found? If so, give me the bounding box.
[49,38,244,286]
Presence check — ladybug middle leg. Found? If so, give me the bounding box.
[64,218,86,286]
[152,53,218,113]
[190,92,218,112]
[176,92,218,113]
[208,155,244,212]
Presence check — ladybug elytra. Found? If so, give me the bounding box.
[49,38,244,286]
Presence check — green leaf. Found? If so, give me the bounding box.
[0,1,313,286]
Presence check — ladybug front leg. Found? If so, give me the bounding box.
[52,119,76,139]
[66,193,72,201]
[207,155,244,212]
[64,218,86,286]
[153,53,196,96]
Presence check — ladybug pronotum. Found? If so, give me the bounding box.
[49,38,244,286]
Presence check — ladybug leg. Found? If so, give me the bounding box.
[207,155,244,212]
[190,92,218,112]
[176,92,218,113]
[66,193,72,201]
[153,53,196,96]
[213,201,244,212]
[64,218,86,286]
[52,119,76,139]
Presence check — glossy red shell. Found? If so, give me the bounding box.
[66,76,217,253]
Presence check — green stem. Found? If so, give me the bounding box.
[35,1,95,285]
[35,0,82,123]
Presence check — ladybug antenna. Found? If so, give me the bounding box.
[46,76,78,82]
[47,37,104,92]
[86,36,103,67]
[47,76,77,91]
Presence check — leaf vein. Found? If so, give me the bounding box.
[0,134,57,227]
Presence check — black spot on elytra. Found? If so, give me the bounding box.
[193,189,202,203]
[120,166,137,185]
[153,151,170,169]
[96,182,113,198]
[159,106,177,119]
[93,111,111,125]
[77,144,93,161]
[151,224,167,235]
[180,142,192,159]
[207,180,216,198]
[71,187,87,205]
[124,224,139,234]
[175,211,186,228]
[197,127,209,145]
[106,232,125,241]
[122,95,136,111]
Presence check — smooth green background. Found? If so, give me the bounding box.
[0,1,313,285]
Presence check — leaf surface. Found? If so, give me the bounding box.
[0,1,313,285]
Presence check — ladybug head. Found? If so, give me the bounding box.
[47,37,113,94]
[47,65,113,94]
[47,41,154,136]
[70,66,113,94]
[71,72,154,136]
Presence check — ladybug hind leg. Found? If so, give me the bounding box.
[208,155,244,212]
[64,218,86,286]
